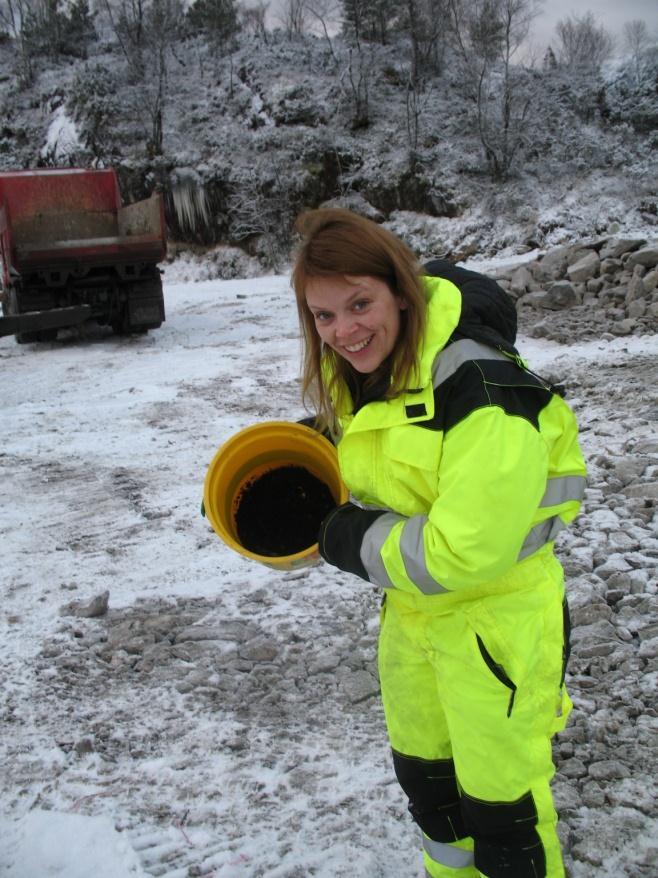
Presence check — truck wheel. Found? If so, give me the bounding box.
[112,315,148,336]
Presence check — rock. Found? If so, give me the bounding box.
[610,318,636,336]
[588,760,631,780]
[339,669,379,703]
[638,637,658,658]
[643,268,658,292]
[533,246,571,282]
[559,757,588,778]
[74,738,95,756]
[627,299,647,319]
[175,625,224,642]
[612,458,647,485]
[567,250,600,283]
[571,602,612,626]
[600,257,622,275]
[599,238,646,260]
[534,282,578,310]
[646,302,658,322]
[626,245,658,270]
[625,274,646,303]
[60,590,109,618]
[580,780,606,808]
[239,635,279,662]
[623,482,658,501]
[509,265,533,295]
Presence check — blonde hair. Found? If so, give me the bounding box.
[291,208,427,427]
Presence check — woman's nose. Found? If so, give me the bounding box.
[335,312,358,338]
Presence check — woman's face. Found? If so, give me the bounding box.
[305,275,407,373]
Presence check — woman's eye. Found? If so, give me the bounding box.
[353,300,369,312]
[315,312,331,322]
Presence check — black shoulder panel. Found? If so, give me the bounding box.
[415,360,553,433]
[423,258,517,349]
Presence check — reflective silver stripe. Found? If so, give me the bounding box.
[432,339,509,388]
[400,515,450,595]
[423,836,475,869]
[518,515,565,560]
[360,512,404,588]
[539,475,586,508]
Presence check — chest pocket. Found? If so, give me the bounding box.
[379,425,442,516]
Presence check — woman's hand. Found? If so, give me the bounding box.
[318,502,388,581]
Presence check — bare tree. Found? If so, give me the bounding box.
[555,10,614,71]
[306,0,340,60]
[1,0,94,84]
[448,0,541,181]
[227,166,296,270]
[623,19,651,86]
[341,0,397,45]
[101,0,183,154]
[280,0,307,35]
[240,1,268,39]
[405,74,433,161]
[405,0,449,85]
[0,0,35,83]
[340,41,372,128]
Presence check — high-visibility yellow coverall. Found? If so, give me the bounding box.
[318,268,586,878]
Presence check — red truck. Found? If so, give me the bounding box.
[0,168,166,343]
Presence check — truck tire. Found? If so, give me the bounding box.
[111,310,148,336]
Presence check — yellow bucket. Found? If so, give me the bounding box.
[203,420,348,571]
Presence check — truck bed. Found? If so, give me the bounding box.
[7,193,166,271]
[16,233,165,270]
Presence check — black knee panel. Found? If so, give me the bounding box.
[392,750,467,842]
[461,790,546,878]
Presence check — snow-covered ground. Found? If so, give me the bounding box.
[1,271,656,877]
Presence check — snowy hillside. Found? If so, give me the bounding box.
[1,270,656,877]
[1,15,657,269]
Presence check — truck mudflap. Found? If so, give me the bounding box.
[0,304,92,339]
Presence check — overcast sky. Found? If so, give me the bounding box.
[531,0,658,53]
[267,1,658,56]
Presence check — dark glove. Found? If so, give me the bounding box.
[318,502,387,581]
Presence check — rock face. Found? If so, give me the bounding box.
[493,236,658,342]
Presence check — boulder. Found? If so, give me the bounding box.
[600,257,622,275]
[542,281,578,309]
[567,250,600,283]
[626,245,658,270]
[610,318,636,336]
[625,274,646,303]
[599,238,646,260]
[533,245,571,282]
[627,299,646,319]
[509,265,533,295]
[643,268,658,292]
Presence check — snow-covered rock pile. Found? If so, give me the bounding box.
[546,346,658,876]
[493,238,658,342]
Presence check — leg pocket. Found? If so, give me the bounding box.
[475,634,517,718]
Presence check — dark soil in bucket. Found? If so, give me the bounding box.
[235,464,336,557]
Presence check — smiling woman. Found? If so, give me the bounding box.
[289,207,587,878]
